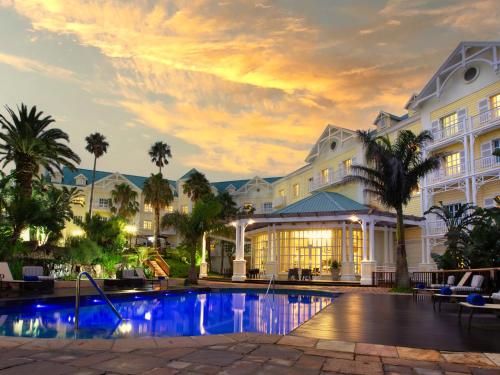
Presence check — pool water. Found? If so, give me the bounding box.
[0,290,334,339]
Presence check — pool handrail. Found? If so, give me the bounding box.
[75,271,123,331]
[265,274,276,302]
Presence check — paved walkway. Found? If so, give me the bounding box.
[0,333,498,374]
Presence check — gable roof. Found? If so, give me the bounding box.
[305,125,357,163]
[179,168,199,180]
[275,191,367,215]
[373,111,408,126]
[211,176,282,193]
[410,41,500,109]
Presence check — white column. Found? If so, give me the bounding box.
[341,222,355,281]
[469,134,477,205]
[369,221,375,261]
[419,224,434,271]
[199,232,208,278]
[232,221,247,281]
[389,230,394,264]
[361,220,368,261]
[265,225,277,278]
[383,227,389,266]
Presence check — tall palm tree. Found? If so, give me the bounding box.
[162,199,222,284]
[143,173,173,250]
[110,183,139,220]
[183,170,211,202]
[424,202,480,269]
[149,141,172,175]
[85,132,109,217]
[0,104,80,200]
[344,129,440,288]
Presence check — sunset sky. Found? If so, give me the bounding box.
[0,0,499,181]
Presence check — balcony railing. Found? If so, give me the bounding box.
[429,119,466,145]
[471,107,500,131]
[475,155,500,172]
[309,169,349,192]
[426,220,447,236]
[427,164,466,184]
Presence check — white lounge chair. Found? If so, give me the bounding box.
[458,301,500,329]
[451,274,484,293]
[0,262,52,294]
[430,275,456,289]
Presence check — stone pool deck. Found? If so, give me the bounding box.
[0,333,498,375]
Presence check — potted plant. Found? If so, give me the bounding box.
[331,260,340,280]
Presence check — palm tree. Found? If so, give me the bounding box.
[143,173,173,250]
[110,183,139,220]
[344,129,440,288]
[0,104,80,200]
[162,199,222,284]
[149,141,172,175]
[424,202,480,269]
[85,132,109,217]
[183,170,211,202]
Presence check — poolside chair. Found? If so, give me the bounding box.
[430,275,456,289]
[0,262,52,294]
[134,267,167,288]
[458,301,500,329]
[451,274,484,293]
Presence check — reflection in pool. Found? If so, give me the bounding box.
[0,290,334,339]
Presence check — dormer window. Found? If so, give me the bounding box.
[75,175,87,186]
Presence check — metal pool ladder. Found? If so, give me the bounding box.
[75,271,123,331]
[264,274,276,303]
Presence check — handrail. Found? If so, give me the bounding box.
[264,274,276,303]
[75,271,123,331]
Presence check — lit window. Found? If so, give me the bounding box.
[342,159,352,173]
[440,112,459,136]
[73,196,85,206]
[164,205,174,213]
[321,168,329,183]
[98,198,110,208]
[144,203,153,212]
[293,183,300,198]
[143,220,152,230]
[491,93,500,118]
[181,205,188,214]
[444,152,462,175]
[278,189,285,198]
[75,176,87,186]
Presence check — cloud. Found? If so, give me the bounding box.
[0,51,75,80]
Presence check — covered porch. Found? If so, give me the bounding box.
[200,192,427,285]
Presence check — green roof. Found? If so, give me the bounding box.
[179,168,199,180]
[275,192,367,214]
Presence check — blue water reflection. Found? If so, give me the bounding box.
[0,291,333,339]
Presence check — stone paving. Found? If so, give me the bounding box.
[0,333,498,375]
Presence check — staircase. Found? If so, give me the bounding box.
[145,253,170,277]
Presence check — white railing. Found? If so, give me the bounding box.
[428,164,466,184]
[426,220,447,236]
[309,169,349,191]
[475,155,500,172]
[429,119,466,144]
[471,107,500,130]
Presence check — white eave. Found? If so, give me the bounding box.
[305,124,357,163]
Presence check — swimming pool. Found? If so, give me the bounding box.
[0,289,335,339]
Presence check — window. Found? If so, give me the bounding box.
[75,176,87,186]
[73,215,83,223]
[321,168,329,184]
[144,203,153,212]
[342,159,352,173]
[164,205,174,213]
[181,205,188,214]
[278,189,285,198]
[293,183,300,198]
[444,152,462,176]
[440,112,459,136]
[73,196,85,206]
[143,220,152,230]
[444,203,462,217]
[464,67,479,82]
[490,93,500,110]
[98,198,110,208]
[244,203,253,211]
[262,202,272,213]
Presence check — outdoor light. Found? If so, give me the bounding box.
[124,224,137,234]
[349,215,360,223]
[230,221,237,227]
[71,229,84,237]
[247,219,255,225]
[148,236,154,242]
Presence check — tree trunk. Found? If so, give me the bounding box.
[395,206,410,288]
[154,206,160,251]
[88,156,97,217]
[16,170,33,201]
[206,236,211,273]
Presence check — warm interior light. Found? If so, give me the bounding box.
[230,221,237,227]
[71,229,84,237]
[247,219,255,225]
[349,215,360,223]
[124,224,137,234]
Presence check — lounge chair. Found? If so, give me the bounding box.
[458,301,500,329]
[134,267,166,288]
[430,275,456,289]
[451,274,484,293]
[0,262,53,295]
[432,293,492,312]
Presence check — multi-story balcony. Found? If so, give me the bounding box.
[427,164,466,185]
[471,107,500,134]
[475,154,500,173]
[309,169,349,192]
[428,119,466,148]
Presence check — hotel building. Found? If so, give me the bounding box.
[52,41,500,284]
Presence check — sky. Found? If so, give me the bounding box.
[0,0,499,181]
